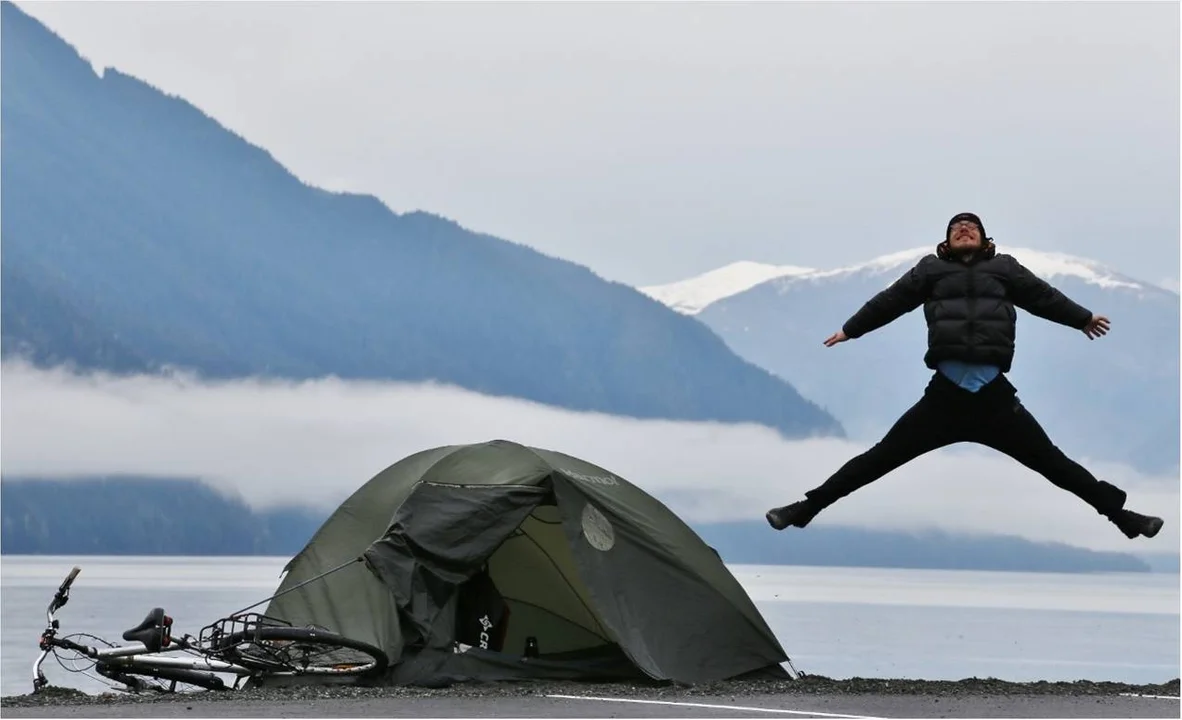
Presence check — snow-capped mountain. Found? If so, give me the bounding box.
[642,261,816,315]
[641,247,1180,475]
[641,247,1153,315]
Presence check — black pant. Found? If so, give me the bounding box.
[805,372,1127,517]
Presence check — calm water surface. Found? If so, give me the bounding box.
[1,556,1177,697]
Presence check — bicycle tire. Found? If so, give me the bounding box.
[96,662,227,692]
[216,626,387,676]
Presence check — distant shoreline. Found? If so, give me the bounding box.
[3,477,1174,574]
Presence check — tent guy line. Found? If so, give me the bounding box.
[544,694,887,719]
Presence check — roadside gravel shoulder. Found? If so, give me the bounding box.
[3,676,1178,709]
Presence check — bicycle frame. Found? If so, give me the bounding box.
[34,567,255,692]
[34,564,388,694]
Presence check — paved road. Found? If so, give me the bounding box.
[3,691,1178,718]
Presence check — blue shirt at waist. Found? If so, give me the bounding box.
[937,359,1000,392]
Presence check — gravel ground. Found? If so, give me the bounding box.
[3,675,1178,709]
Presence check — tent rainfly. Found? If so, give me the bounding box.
[262,440,792,686]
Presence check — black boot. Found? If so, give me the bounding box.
[1109,509,1164,539]
[766,499,821,530]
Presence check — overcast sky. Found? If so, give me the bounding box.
[3,360,1177,555]
[16,1,1180,288]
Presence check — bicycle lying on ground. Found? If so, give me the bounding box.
[33,565,388,694]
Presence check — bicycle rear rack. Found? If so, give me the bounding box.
[198,612,291,650]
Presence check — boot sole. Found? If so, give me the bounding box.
[765,510,789,531]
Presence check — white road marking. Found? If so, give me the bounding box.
[1118,693,1181,700]
[545,694,887,719]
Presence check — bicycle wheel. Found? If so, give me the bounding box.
[216,627,387,677]
[96,662,228,692]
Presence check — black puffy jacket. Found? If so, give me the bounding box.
[841,243,1093,372]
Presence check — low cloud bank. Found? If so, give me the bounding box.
[2,361,1176,553]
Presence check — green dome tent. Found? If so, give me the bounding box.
[263,440,792,686]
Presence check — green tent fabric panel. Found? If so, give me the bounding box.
[487,505,615,656]
[362,482,551,650]
[266,557,401,662]
[265,445,459,658]
[419,440,554,488]
[552,475,788,684]
[535,449,785,656]
[284,444,461,575]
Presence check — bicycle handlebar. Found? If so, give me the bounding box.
[47,566,81,619]
[61,566,81,590]
[35,566,82,692]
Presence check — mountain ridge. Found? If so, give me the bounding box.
[0,0,842,440]
[642,246,1171,316]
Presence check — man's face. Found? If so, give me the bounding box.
[948,219,983,252]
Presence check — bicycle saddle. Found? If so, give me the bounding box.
[122,607,170,652]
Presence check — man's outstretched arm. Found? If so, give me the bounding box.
[1006,257,1110,339]
[826,258,931,346]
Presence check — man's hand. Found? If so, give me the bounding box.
[1083,314,1110,340]
[823,329,849,347]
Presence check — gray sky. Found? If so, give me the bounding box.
[2,360,1177,554]
[16,1,1180,288]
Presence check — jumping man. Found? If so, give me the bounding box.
[766,212,1164,540]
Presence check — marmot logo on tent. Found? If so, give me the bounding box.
[560,469,619,486]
